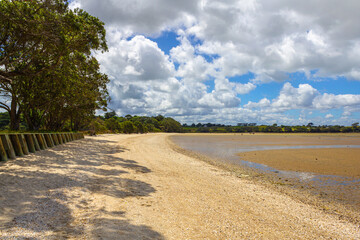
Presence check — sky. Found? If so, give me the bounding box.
[70,0,360,126]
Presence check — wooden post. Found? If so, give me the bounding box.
[24,134,36,153]
[0,136,8,161]
[51,133,59,146]
[44,134,54,147]
[60,133,66,143]
[0,135,16,159]
[9,134,24,157]
[66,133,71,142]
[19,134,29,155]
[41,134,48,149]
[32,134,41,151]
[57,133,63,144]
[36,134,45,150]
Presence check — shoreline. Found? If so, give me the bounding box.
[167,134,360,225]
[1,133,359,238]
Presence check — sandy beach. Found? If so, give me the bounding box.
[0,133,359,239]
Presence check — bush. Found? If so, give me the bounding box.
[121,121,135,134]
[160,118,182,132]
[134,121,146,133]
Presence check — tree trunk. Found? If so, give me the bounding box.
[23,109,43,131]
[9,97,20,130]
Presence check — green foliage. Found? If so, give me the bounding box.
[86,114,182,134]
[88,117,107,133]
[0,0,108,131]
[160,118,182,132]
[155,115,165,122]
[183,123,359,133]
[104,111,117,119]
[121,121,135,134]
[105,117,121,132]
[0,112,10,129]
[134,121,146,133]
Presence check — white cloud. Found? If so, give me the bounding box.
[245,83,360,119]
[272,83,319,110]
[71,0,360,125]
[325,114,334,119]
[313,93,360,110]
[74,0,360,81]
[71,0,198,37]
[96,35,175,83]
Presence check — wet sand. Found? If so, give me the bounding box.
[238,148,360,177]
[170,133,360,223]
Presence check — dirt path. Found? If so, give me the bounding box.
[0,133,359,239]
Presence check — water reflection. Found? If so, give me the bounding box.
[240,159,360,186]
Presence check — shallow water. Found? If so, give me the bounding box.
[170,135,360,187]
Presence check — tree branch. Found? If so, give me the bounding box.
[0,102,10,112]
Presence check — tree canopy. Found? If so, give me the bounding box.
[88,114,183,134]
[0,0,108,130]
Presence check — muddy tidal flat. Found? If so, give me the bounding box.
[237,148,360,177]
[171,133,360,214]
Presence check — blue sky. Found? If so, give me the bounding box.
[71,0,360,126]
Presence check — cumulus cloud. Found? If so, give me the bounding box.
[73,0,360,81]
[313,93,360,110]
[189,0,360,81]
[96,35,175,82]
[71,0,198,37]
[245,83,360,115]
[71,0,360,125]
[94,31,253,117]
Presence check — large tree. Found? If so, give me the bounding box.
[0,0,108,130]
[21,53,109,131]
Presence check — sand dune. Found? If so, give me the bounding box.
[0,133,359,239]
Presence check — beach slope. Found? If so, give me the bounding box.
[0,133,359,239]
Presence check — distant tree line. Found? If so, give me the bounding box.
[183,122,360,133]
[1,109,357,134]
[87,112,182,134]
[0,111,183,134]
[0,0,108,131]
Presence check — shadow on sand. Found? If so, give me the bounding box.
[0,137,164,239]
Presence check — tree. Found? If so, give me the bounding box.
[155,115,164,122]
[134,121,146,133]
[122,121,135,134]
[146,117,160,129]
[88,117,107,133]
[20,52,109,131]
[105,111,117,119]
[160,117,182,132]
[0,0,108,130]
[105,117,121,132]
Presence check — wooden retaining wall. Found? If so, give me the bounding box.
[0,133,84,162]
